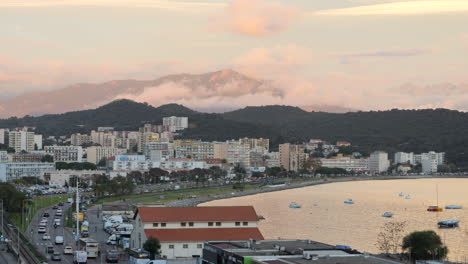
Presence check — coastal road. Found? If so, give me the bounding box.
[29,202,126,264]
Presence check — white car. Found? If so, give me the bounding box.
[38,226,47,233]
[39,221,47,227]
[55,236,64,245]
[63,246,73,255]
[42,233,51,240]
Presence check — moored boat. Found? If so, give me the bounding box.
[289,202,301,209]
[427,206,443,212]
[399,192,404,197]
[344,199,354,204]
[445,205,463,210]
[405,195,411,199]
[438,219,459,228]
[382,212,393,218]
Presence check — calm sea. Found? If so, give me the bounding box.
[202,178,468,262]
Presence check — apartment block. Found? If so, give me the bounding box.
[279,143,307,172]
[144,142,174,161]
[45,145,83,163]
[0,162,55,182]
[320,154,369,172]
[87,146,126,164]
[369,151,390,173]
[162,116,188,131]
[394,152,415,165]
[173,140,214,160]
[8,131,35,153]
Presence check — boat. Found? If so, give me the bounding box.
[289,202,301,209]
[445,205,463,210]
[438,219,460,228]
[427,206,443,212]
[399,192,404,197]
[344,199,354,204]
[382,212,393,218]
[405,195,411,199]
[258,215,265,220]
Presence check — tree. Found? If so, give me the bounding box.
[143,237,161,260]
[41,154,54,162]
[376,221,407,254]
[302,156,322,174]
[97,157,107,167]
[402,230,448,262]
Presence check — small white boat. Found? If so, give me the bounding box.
[344,199,354,204]
[382,212,393,218]
[399,192,404,197]
[289,202,301,209]
[438,219,460,228]
[445,205,463,210]
[405,195,411,199]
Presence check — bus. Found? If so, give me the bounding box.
[128,248,150,264]
[79,238,99,258]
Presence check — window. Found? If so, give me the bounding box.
[161,223,166,227]
[153,223,159,227]
[208,222,213,226]
[189,222,194,227]
[243,222,248,226]
[197,244,203,249]
[183,244,189,249]
[181,222,186,227]
[216,222,221,226]
[235,222,240,226]
[169,245,174,249]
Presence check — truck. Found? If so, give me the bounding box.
[67,198,74,203]
[73,250,87,264]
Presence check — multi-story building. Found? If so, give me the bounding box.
[34,134,43,150]
[163,116,188,131]
[173,140,214,160]
[0,162,55,182]
[0,151,8,162]
[87,146,126,164]
[264,152,280,168]
[248,152,265,167]
[239,138,269,154]
[414,151,445,165]
[144,142,174,161]
[368,151,390,173]
[394,152,415,165]
[225,141,250,167]
[45,145,83,163]
[279,143,307,172]
[10,153,45,162]
[422,158,438,174]
[70,133,92,146]
[131,206,264,259]
[0,128,8,145]
[8,131,35,153]
[110,155,147,171]
[320,154,369,172]
[138,132,160,153]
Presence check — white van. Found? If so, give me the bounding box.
[55,235,64,245]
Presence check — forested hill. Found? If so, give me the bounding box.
[1,100,468,167]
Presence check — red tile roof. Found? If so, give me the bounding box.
[137,206,259,222]
[144,228,264,242]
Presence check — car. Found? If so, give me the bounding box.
[58,202,64,206]
[39,221,47,227]
[46,245,54,254]
[54,219,61,226]
[41,217,48,222]
[81,230,89,238]
[63,246,73,255]
[38,227,47,233]
[43,212,50,217]
[52,206,58,210]
[51,252,61,261]
[42,233,51,240]
[105,250,120,263]
[55,236,64,245]
[55,212,62,217]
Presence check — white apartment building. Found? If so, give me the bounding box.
[415,151,445,165]
[161,159,208,171]
[111,155,147,171]
[138,132,160,153]
[394,152,415,165]
[225,141,250,167]
[8,131,35,153]
[162,116,188,131]
[144,142,174,161]
[45,145,83,163]
[320,154,369,172]
[265,152,280,168]
[87,146,126,164]
[422,158,438,174]
[34,134,43,150]
[369,151,390,173]
[239,138,270,154]
[0,162,55,182]
[70,133,92,146]
[131,206,264,259]
[44,169,106,186]
[173,140,214,160]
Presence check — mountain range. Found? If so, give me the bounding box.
[1,99,467,168]
[0,69,355,118]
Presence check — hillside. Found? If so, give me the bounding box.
[1,101,467,167]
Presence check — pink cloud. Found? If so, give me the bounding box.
[223,0,300,36]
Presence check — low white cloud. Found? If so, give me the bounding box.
[315,0,468,16]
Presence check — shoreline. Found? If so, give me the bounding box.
[168,174,468,207]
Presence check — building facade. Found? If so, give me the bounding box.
[87,146,126,164]
[45,145,83,163]
[0,162,55,182]
[368,151,390,173]
[8,131,35,153]
[394,152,415,165]
[163,116,188,131]
[320,154,369,172]
[131,206,264,259]
[279,143,307,172]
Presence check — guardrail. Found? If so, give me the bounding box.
[2,215,44,264]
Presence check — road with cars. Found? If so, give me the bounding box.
[29,201,127,264]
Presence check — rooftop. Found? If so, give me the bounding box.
[136,206,259,222]
[145,228,264,242]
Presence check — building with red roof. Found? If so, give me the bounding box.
[131,206,264,259]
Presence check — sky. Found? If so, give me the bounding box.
[1,0,468,111]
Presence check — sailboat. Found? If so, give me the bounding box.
[427,184,443,212]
